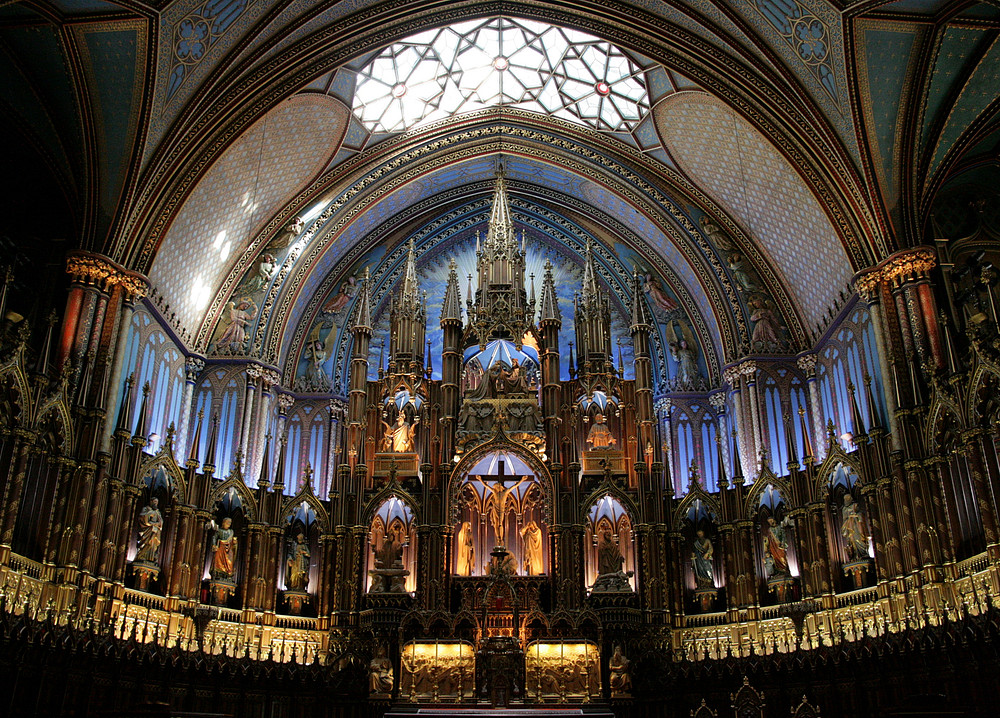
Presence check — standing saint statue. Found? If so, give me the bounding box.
[691,529,714,588]
[456,520,475,576]
[381,412,420,453]
[286,532,310,591]
[840,493,868,559]
[586,413,616,448]
[763,516,790,578]
[135,498,163,564]
[376,524,404,569]
[520,519,543,575]
[210,517,238,581]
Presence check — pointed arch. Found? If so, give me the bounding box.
[280,489,330,534]
[210,476,258,522]
[137,449,188,504]
[744,466,791,515]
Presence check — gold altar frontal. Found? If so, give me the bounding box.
[525,641,601,702]
[401,641,477,702]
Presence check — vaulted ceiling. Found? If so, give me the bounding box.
[2,0,998,372]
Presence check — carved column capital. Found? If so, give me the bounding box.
[708,392,727,412]
[261,369,281,392]
[723,366,743,387]
[184,356,206,383]
[277,393,295,415]
[65,251,148,299]
[854,246,937,301]
[796,353,818,378]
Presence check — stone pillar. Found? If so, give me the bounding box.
[177,356,205,460]
[743,361,762,472]
[796,354,828,461]
[239,365,262,460]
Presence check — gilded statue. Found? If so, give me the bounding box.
[135,498,163,564]
[520,519,543,575]
[381,412,419,453]
[586,412,616,448]
[285,532,310,591]
[456,520,475,576]
[210,517,238,581]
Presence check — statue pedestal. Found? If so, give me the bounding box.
[694,585,718,612]
[767,575,797,604]
[373,453,419,477]
[131,561,159,591]
[283,589,310,615]
[843,558,872,589]
[591,570,634,593]
[368,567,410,594]
[209,578,237,605]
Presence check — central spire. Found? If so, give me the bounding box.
[466,158,534,349]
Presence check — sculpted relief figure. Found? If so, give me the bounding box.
[597,527,624,576]
[216,298,258,354]
[135,498,163,564]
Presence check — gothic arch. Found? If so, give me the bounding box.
[137,449,188,504]
[448,437,555,526]
[210,476,259,522]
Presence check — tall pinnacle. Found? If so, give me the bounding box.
[581,240,600,298]
[539,260,561,324]
[485,160,516,252]
[441,258,463,324]
[353,267,372,333]
[400,238,420,309]
[630,271,652,329]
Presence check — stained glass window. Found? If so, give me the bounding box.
[352,18,650,133]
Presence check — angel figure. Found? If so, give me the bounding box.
[302,321,335,391]
[698,215,734,252]
[666,320,699,389]
[239,252,277,295]
[642,271,679,314]
[748,296,785,352]
[322,274,358,315]
[266,216,304,251]
[216,297,258,354]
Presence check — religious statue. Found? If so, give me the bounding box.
[210,517,238,581]
[381,412,419,453]
[285,532,310,591]
[749,296,784,352]
[692,529,715,588]
[477,475,532,547]
[609,644,632,697]
[642,271,679,313]
[369,645,394,696]
[586,413,616,448]
[321,274,358,315]
[216,297,258,354]
[499,359,530,395]
[763,516,790,578]
[135,498,163,564]
[596,526,624,576]
[456,520,475,576]
[728,252,758,293]
[376,524,405,569]
[699,214,734,251]
[266,216,304,251]
[239,252,277,295]
[667,320,700,389]
[520,519,543,575]
[300,322,335,392]
[840,493,868,559]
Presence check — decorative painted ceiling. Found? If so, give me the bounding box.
[2,0,999,375]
